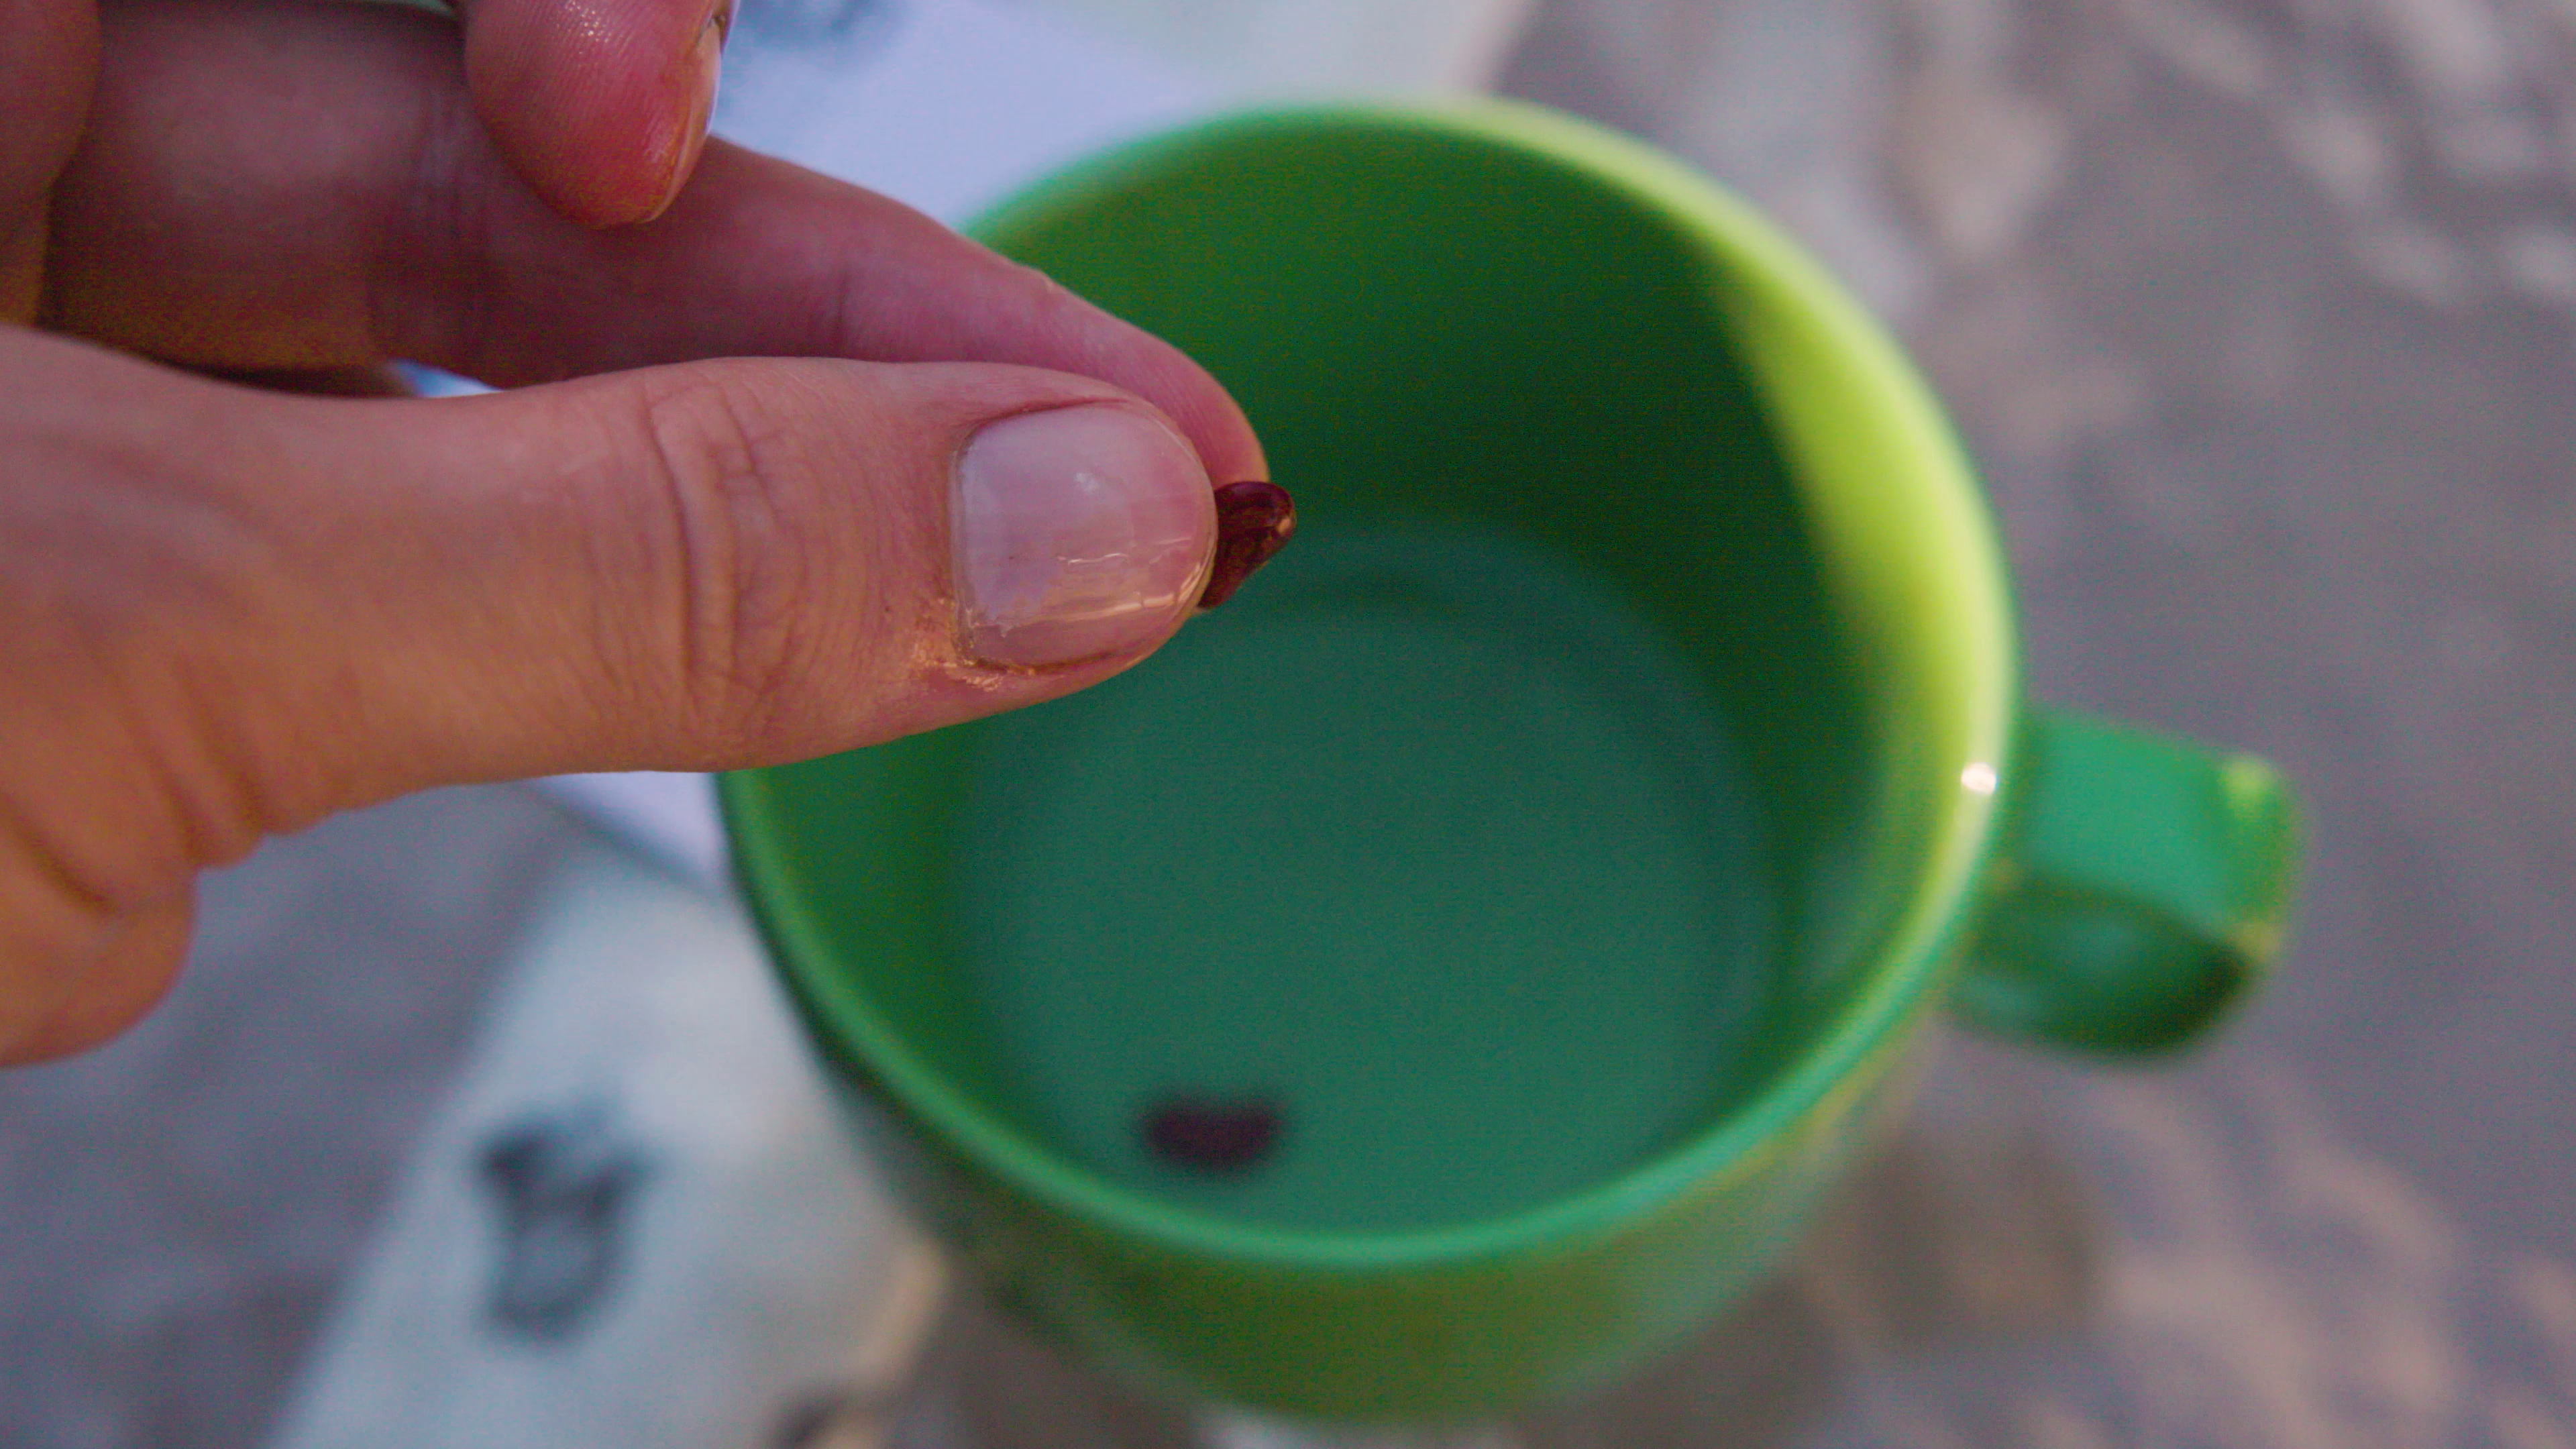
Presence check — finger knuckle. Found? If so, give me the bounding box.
[629,368,828,747]
[0,402,288,876]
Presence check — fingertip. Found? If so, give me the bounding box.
[635,7,727,224]
[462,0,726,229]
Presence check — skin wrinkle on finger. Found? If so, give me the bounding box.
[0,783,123,965]
[0,365,327,881]
[1,892,194,1066]
[461,371,828,769]
[0,685,191,1065]
[624,362,816,748]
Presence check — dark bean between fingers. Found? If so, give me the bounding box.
[1198,480,1295,608]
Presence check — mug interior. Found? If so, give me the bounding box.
[724,103,2015,1253]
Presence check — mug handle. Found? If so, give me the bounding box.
[1947,705,2300,1055]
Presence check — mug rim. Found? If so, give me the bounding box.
[722,97,2020,1271]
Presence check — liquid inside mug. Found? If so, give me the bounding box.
[720,101,2300,1426]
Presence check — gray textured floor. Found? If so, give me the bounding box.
[7,0,2576,1445]
[0,789,586,1449]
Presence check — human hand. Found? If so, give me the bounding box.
[0,0,1277,1065]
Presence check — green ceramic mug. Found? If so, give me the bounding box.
[720,101,2299,1426]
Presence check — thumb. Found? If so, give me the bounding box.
[274,356,1240,793]
[0,343,1287,1063]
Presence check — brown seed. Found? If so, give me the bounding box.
[1143,1096,1283,1173]
[1198,480,1296,609]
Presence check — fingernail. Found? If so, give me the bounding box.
[642,5,727,221]
[1197,480,1295,608]
[954,406,1216,667]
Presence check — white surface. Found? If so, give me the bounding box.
[266,845,946,1449]
[714,0,1219,225]
[1016,0,1539,97]
[539,772,730,886]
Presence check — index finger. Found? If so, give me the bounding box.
[50,0,1265,486]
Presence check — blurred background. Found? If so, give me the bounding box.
[5,0,2574,1444]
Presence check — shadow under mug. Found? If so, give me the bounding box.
[719,101,2300,1426]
